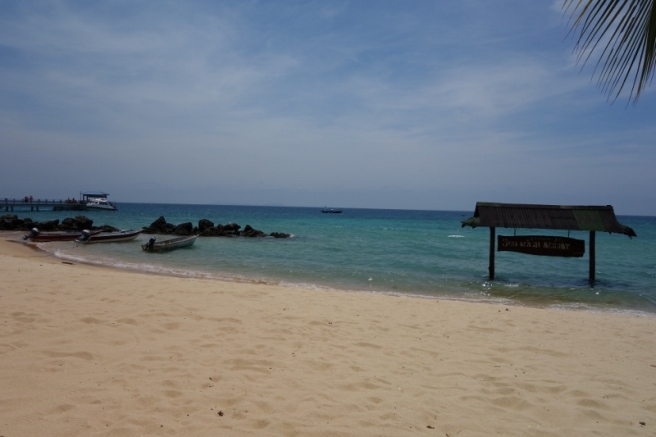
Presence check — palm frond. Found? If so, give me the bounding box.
[563,0,656,103]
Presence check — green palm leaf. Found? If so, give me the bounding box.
[563,0,656,103]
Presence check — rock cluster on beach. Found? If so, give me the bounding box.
[0,214,291,239]
[142,216,290,238]
[0,214,118,233]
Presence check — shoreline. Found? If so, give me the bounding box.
[8,230,655,318]
[1,235,655,435]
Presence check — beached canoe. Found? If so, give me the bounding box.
[76,229,142,244]
[23,228,100,242]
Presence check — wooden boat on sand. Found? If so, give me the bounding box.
[23,228,100,242]
[76,229,142,244]
[141,235,197,252]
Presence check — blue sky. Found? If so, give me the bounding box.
[1,1,655,215]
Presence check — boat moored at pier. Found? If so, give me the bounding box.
[81,192,118,211]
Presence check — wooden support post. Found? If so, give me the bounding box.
[589,231,596,285]
[489,227,496,280]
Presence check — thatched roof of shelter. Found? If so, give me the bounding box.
[461,202,636,237]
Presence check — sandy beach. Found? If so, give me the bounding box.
[0,235,654,436]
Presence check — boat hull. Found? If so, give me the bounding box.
[141,235,197,252]
[85,201,117,211]
[24,230,100,242]
[77,229,142,244]
[86,205,117,211]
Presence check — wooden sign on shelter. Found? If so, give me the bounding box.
[498,235,585,257]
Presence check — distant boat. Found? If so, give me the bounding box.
[321,208,342,213]
[141,235,197,252]
[81,191,117,211]
[76,229,142,244]
[23,228,100,242]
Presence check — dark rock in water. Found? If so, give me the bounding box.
[223,223,241,234]
[198,219,214,233]
[241,224,266,238]
[76,215,94,230]
[96,224,120,232]
[143,216,196,235]
[140,216,290,238]
[202,223,241,237]
[143,216,176,234]
[60,216,94,231]
[59,218,75,231]
[152,216,167,228]
[199,225,219,237]
[0,214,291,238]
[150,216,169,232]
[199,223,227,237]
[174,222,195,236]
[0,214,116,232]
[0,215,24,230]
[37,219,60,232]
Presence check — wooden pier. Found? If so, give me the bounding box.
[2,198,88,212]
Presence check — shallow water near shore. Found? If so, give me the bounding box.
[13,203,656,314]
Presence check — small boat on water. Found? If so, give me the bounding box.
[81,191,118,211]
[321,208,342,213]
[86,198,117,211]
[141,235,197,252]
[23,227,100,242]
[76,229,142,244]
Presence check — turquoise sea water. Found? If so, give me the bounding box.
[14,203,656,315]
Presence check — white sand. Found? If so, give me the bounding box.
[0,236,654,436]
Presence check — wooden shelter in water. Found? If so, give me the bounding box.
[461,202,636,284]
